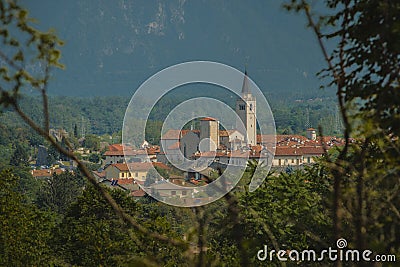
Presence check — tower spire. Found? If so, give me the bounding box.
[236,66,257,146]
[241,68,250,95]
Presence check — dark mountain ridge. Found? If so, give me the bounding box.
[21,0,333,99]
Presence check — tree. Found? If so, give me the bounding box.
[0,0,188,255]
[83,134,100,151]
[73,123,78,138]
[37,171,83,214]
[46,144,60,165]
[285,0,400,263]
[9,142,29,167]
[54,184,189,266]
[88,152,100,163]
[0,169,58,265]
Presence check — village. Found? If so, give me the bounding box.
[31,71,349,201]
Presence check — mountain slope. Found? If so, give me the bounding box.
[21,0,331,99]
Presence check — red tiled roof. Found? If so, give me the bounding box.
[219,130,229,137]
[152,162,170,170]
[275,147,303,156]
[319,136,345,146]
[104,148,148,157]
[229,150,250,158]
[108,144,124,151]
[257,134,276,144]
[276,135,309,143]
[167,141,180,150]
[274,146,324,156]
[195,151,225,157]
[227,130,241,135]
[32,168,65,178]
[161,129,200,140]
[104,150,122,156]
[110,163,130,171]
[181,129,200,136]
[108,162,170,172]
[300,146,325,155]
[161,129,181,140]
[111,179,134,185]
[200,117,217,121]
[131,189,146,197]
[93,170,106,178]
[146,146,160,155]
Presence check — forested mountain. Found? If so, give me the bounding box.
[20,0,332,98]
[1,94,341,140]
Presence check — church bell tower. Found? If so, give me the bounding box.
[236,69,257,146]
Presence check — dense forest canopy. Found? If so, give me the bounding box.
[1,93,342,142]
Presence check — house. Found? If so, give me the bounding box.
[31,168,65,179]
[92,169,106,182]
[104,144,133,165]
[159,129,200,164]
[272,146,325,166]
[273,147,304,166]
[300,146,325,164]
[193,146,271,168]
[103,144,157,165]
[99,178,137,191]
[149,180,193,198]
[105,163,134,179]
[104,162,169,182]
[131,189,146,197]
[158,129,181,164]
[219,130,245,150]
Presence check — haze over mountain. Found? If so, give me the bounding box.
[21,0,332,99]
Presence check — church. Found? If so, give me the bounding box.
[158,70,258,163]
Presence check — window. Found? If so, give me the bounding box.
[278,159,281,166]
[135,172,138,177]
[182,190,187,196]
[121,172,125,178]
[171,191,176,196]
[292,159,294,163]
[128,172,131,177]
[250,104,253,111]
[307,157,311,163]
[239,104,245,110]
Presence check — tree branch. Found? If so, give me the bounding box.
[10,100,188,248]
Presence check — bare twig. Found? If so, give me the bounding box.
[299,3,353,266]
[195,207,206,267]
[41,60,51,133]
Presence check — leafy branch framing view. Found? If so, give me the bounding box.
[1,0,399,266]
